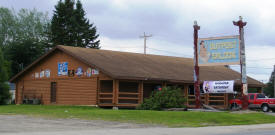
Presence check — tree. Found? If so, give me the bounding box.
[0,8,16,50]
[0,8,51,77]
[6,39,45,76]
[0,48,10,105]
[264,71,274,98]
[51,0,100,48]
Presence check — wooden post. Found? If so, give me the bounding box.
[224,94,226,108]
[116,80,119,105]
[139,81,144,104]
[162,81,167,88]
[225,93,229,108]
[96,77,100,105]
[112,80,116,105]
[184,84,189,106]
[233,16,248,109]
[193,21,201,108]
[206,93,209,105]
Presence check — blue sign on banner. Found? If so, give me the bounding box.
[58,62,68,76]
[198,35,240,66]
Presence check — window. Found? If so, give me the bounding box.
[100,80,113,93]
[257,94,265,98]
[188,85,194,95]
[249,94,254,100]
[119,81,139,93]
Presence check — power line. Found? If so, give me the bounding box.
[230,65,273,69]
[147,47,193,58]
[247,58,275,61]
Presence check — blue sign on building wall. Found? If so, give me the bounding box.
[58,62,68,76]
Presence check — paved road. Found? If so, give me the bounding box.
[1,115,275,135]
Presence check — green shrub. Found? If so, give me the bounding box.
[137,87,186,110]
[0,82,10,105]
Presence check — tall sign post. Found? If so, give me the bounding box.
[193,21,201,108]
[233,16,248,109]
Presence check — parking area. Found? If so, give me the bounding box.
[0,115,161,134]
[1,114,275,135]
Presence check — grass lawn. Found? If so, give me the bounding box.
[0,105,275,127]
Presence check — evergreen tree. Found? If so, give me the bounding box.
[51,0,100,48]
[0,48,10,105]
[264,71,274,97]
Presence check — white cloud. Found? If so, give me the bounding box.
[1,0,275,82]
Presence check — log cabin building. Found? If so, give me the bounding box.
[10,45,264,109]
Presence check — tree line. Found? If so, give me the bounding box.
[0,0,100,104]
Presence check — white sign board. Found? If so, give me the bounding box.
[203,80,234,93]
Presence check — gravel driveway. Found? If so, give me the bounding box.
[1,114,275,135]
[0,115,162,134]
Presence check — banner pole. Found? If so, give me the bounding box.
[193,21,201,108]
[233,16,248,109]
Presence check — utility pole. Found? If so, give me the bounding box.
[233,16,248,109]
[193,21,201,108]
[140,32,152,54]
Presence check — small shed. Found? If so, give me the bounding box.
[10,45,264,109]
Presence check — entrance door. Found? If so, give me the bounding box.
[51,82,57,103]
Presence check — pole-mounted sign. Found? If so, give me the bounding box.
[193,21,201,108]
[233,16,248,109]
[198,36,240,66]
[192,16,247,109]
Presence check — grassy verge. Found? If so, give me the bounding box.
[0,105,275,127]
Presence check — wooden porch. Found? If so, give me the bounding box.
[186,94,229,109]
[97,80,255,109]
[98,80,143,107]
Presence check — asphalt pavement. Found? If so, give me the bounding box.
[1,115,275,135]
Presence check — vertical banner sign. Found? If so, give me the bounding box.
[58,62,68,76]
[198,36,240,66]
[203,80,234,93]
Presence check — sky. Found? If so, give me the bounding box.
[1,0,275,83]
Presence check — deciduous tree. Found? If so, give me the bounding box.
[0,8,51,77]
